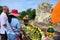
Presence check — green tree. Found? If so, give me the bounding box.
[19,8,36,20]
[0,6,3,14]
[28,9,36,20]
[26,8,32,15]
[19,11,27,19]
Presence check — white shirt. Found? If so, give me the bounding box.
[0,12,8,34]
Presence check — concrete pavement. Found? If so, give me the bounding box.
[0,35,1,40]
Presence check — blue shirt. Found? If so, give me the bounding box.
[6,18,21,35]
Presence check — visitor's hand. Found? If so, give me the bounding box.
[3,24,7,28]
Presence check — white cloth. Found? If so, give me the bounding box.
[0,12,8,34]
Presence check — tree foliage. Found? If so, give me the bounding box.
[0,6,3,14]
[19,8,36,20]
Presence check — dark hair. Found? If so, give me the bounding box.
[8,15,16,23]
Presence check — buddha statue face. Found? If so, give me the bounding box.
[35,2,52,24]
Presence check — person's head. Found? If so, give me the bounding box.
[3,6,9,13]
[8,9,20,23]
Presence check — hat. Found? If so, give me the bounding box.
[9,9,20,17]
[48,26,53,28]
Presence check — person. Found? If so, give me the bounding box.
[6,9,22,40]
[23,15,29,26]
[0,6,8,40]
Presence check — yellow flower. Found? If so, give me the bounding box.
[32,37,37,40]
[33,39,37,40]
[27,27,31,30]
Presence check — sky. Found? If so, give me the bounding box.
[0,0,58,12]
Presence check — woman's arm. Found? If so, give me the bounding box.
[17,20,22,32]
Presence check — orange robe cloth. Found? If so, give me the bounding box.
[51,0,60,24]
